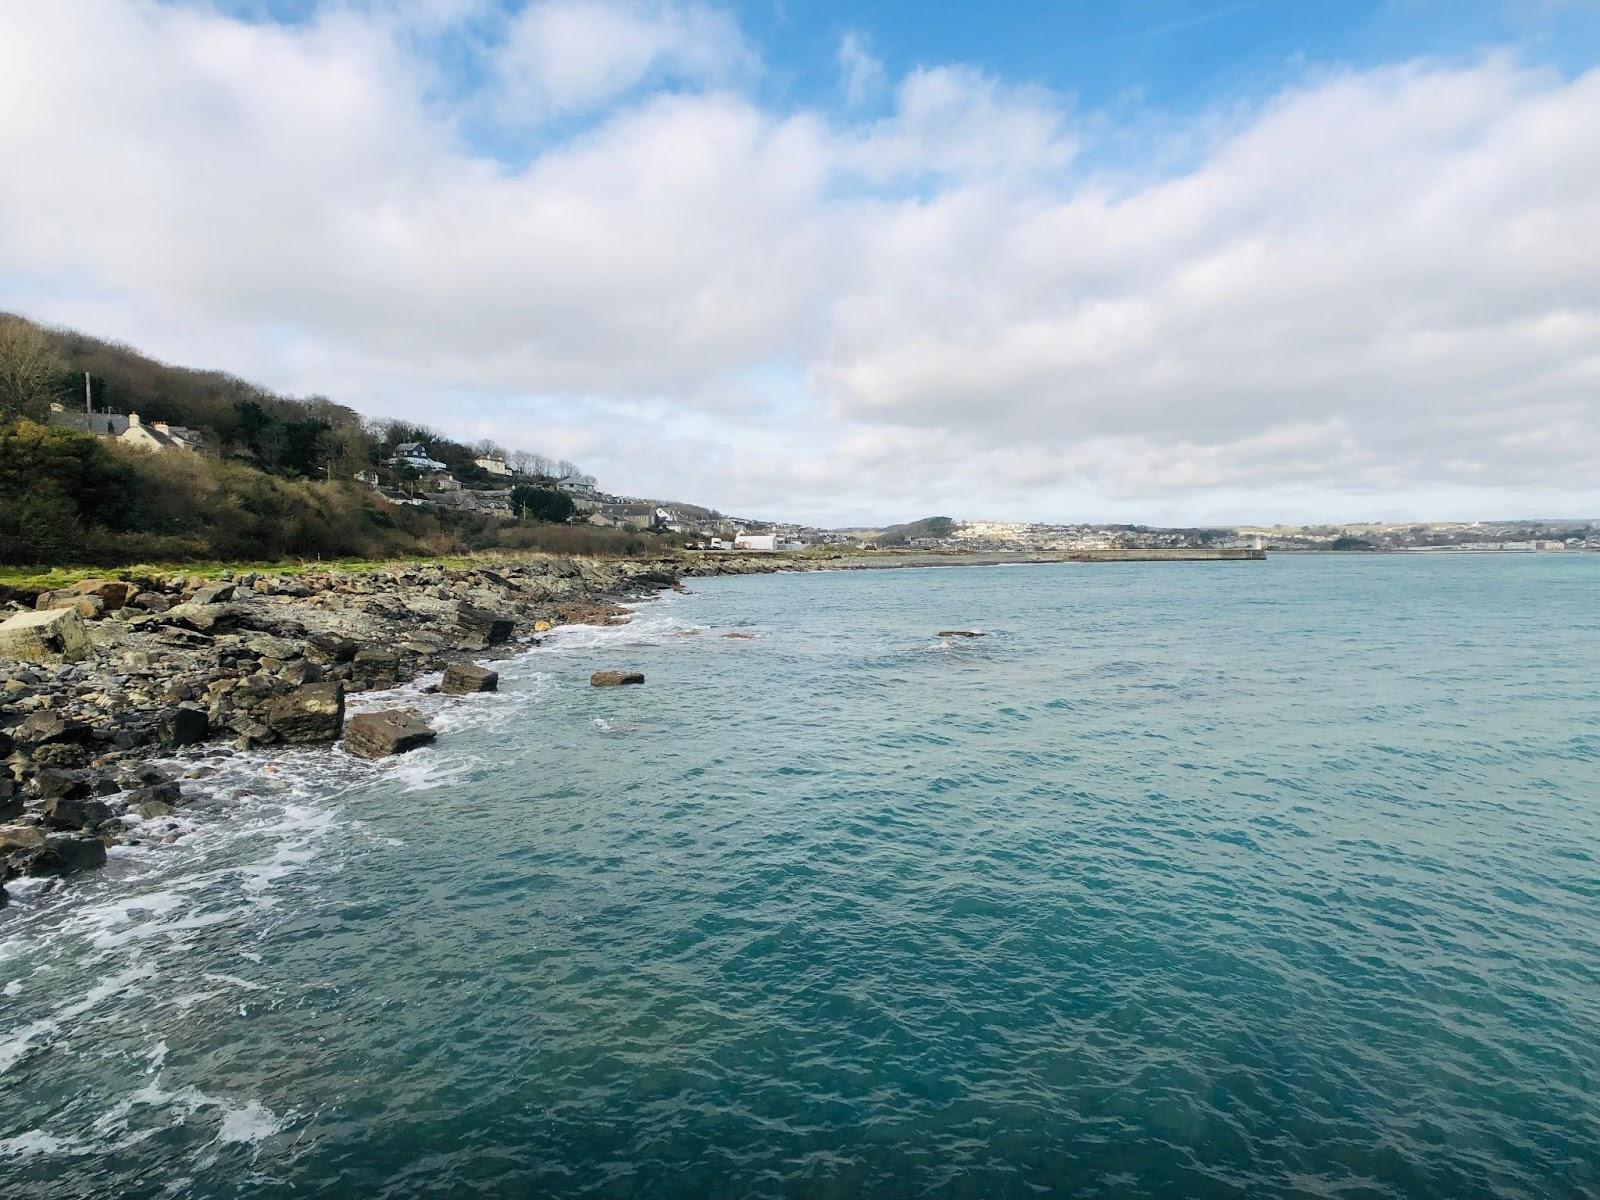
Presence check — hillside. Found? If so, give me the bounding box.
[0,313,656,568]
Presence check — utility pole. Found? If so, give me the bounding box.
[84,371,91,414]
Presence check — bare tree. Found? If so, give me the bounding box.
[0,316,66,422]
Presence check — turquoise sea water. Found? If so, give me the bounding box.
[2,555,1597,1198]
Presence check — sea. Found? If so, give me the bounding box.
[1,554,1597,1199]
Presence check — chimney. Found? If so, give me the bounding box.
[128,412,141,427]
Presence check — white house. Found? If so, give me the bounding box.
[120,413,203,453]
[474,455,512,476]
[734,532,778,552]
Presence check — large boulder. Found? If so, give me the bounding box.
[0,780,19,821]
[70,579,139,610]
[159,706,209,748]
[303,633,358,666]
[590,671,645,687]
[42,794,114,831]
[32,768,93,801]
[0,608,92,664]
[350,647,401,691]
[13,712,93,748]
[454,604,514,650]
[259,682,345,744]
[22,834,107,877]
[36,591,105,620]
[155,602,242,634]
[190,582,236,605]
[344,709,436,759]
[442,663,498,695]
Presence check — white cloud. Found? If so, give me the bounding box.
[0,1,1596,525]
[837,31,884,108]
[490,0,755,121]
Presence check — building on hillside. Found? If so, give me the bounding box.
[353,469,380,487]
[390,442,448,471]
[47,402,129,438]
[557,476,598,497]
[119,413,203,452]
[734,532,778,552]
[474,455,512,476]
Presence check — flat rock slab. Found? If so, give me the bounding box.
[345,709,437,759]
[442,663,499,694]
[591,671,645,687]
[0,607,92,664]
[937,630,986,638]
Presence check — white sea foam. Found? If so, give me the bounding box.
[0,1130,85,1159]
[0,961,157,1076]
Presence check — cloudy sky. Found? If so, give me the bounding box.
[2,1,1598,526]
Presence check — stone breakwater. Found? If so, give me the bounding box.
[0,554,793,907]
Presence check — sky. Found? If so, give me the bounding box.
[2,1,1598,527]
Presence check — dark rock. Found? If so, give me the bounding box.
[22,834,107,876]
[259,682,345,744]
[454,603,514,649]
[125,782,182,811]
[937,630,985,638]
[350,648,401,691]
[441,663,498,695]
[160,706,209,748]
[190,582,236,605]
[14,711,93,747]
[344,709,436,759]
[33,768,93,801]
[43,794,114,831]
[0,779,19,821]
[30,741,90,769]
[131,592,171,613]
[591,671,645,687]
[304,633,358,666]
[0,727,11,757]
[278,658,322,686]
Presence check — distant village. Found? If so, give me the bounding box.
[46,401,1598,556]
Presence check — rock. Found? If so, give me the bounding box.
[160,706,209,748]
[278,658,322,686]
[0,780,19,821]
[124,782,182,812]
[533,620,552,633]
[190,582,236,605]
[937,630,985,638]
[32,768,93,801]
[131,592,171,613]
[303,633,358,666]
[441,663,498,695]
[591,671,645,687]
[559,602,631,627]
[721,632,756,639]
[22,834,107,877]
[0,607,92,664]
[43,794,114,831]
[0,728,10,757]
[259,682,345,744]
[0,825,46,855]
[454,604,514,650]
[37,592,106,620]
[133,799,175,819]
[350,648,401,691]
[157,602,241,633]
[344,709,436,759]
[71,579,139,610]
[30,742,90,769]
[14,712,93,747]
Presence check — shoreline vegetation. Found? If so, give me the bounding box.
[0,547,1264,906]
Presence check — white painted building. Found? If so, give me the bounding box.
[734,532,778,551]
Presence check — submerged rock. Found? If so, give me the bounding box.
[344,709,436,759]
[937,630,985,638]
[590,671,645,687]
[441,663,498,695]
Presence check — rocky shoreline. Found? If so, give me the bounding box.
[0,552,797,908]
